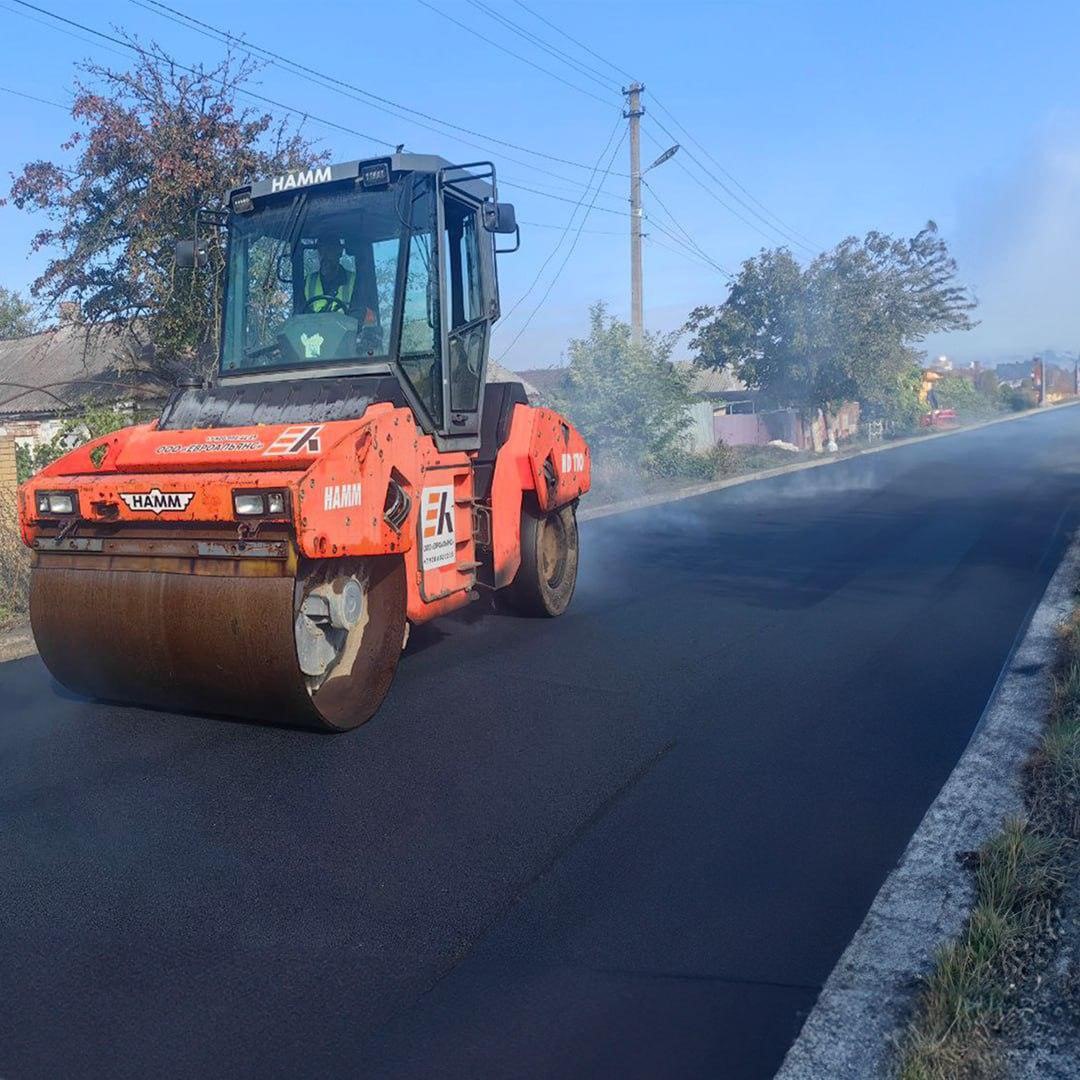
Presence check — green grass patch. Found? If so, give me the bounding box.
[895,605,1080,1078]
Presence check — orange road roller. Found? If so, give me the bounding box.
[18,154,590,730]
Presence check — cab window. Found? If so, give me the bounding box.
[443,197,486,413]
[397,178,442,425]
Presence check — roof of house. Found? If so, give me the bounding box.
[673,362,746,397]
[0,323,162,419]
[486,361,540,399]
[513,367,569,399]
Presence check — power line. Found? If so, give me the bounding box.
[7,1,630,230]
[645,234,728,277]
[642,125,814,255]
[501,168,625,207]
[511,0,638,84]
[413,0,616,108]
[132,0,624,183]
[500,179,631,217]
[647,219,730,276]
[642,177,730,275]
[0,0,133,62]
[463,0,621,93]
[0,83,68,109]
[507,1,820,253]
[9,0,397,149]
[498,126,627,362]
[648,91,820,251]
[499,113,623,326]
[519,220,623,237]
[646,115,817,255]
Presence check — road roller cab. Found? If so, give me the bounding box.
[19,154,591,731]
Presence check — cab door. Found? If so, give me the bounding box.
[439,193,491,443]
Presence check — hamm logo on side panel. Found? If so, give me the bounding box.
[421,486,456,570]
[119,489,195,514]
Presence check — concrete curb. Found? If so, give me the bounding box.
[579,401,1080,523]
[775,530,1080,1079]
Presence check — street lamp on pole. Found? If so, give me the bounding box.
[646,144,680,173]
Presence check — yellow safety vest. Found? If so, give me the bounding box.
[305,269,355,312]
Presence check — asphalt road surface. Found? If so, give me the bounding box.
[4,407,1080,1080]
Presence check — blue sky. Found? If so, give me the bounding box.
[1,0,1078,368]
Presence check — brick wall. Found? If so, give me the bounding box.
[0,431,16,494]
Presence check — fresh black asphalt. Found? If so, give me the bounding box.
[3,406,1080,1079]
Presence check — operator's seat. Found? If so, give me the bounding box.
[474,381,529,501]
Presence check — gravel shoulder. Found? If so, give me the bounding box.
[0,617,34,663]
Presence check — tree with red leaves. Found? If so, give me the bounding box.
[9,38,322,379]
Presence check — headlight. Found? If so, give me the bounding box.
[35,491,76,515]
[233,493,265,516]
[233,490,288,517]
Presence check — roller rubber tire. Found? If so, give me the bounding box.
[504,500,579,617]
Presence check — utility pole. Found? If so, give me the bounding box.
[624,82,645,344]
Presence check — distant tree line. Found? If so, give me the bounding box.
[685,224,977,434]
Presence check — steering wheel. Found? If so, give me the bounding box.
[304,294,348,314]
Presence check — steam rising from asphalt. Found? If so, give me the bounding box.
[928,122,1080,363]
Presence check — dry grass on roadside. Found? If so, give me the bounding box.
[0,488,29,628]
[896,609,1080,1079]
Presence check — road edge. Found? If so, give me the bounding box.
[0,618,33,663]
[774,528,1080,1079]
[4,403,1076,667]
[578,401,1080,523]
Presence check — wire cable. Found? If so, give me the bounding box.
[463,0,621,93]
[511,0,639,83]
[499,179,630,217]
[642,125,813,255]
[414,0,615,108]
[648,92,820,251]
[519,219,623,237]
[499,113,623,326]
[0,83,68,109]
[642,177,730,275]
[5,2,631,230]
[507,0,819,252]
[0,0,134,62]
[9,0,396,148]
[645,234,728,276]
[498,126,627,362]
[647,218,731,276]
[647,116,816,255]
[132,0,624,181]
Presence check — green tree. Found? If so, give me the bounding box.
[550,303,694,464]
[687,223,977,431]
[0,286,38,340]
[9,41,320,379]
[974,368,999,397]
[933,374,1000,418]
